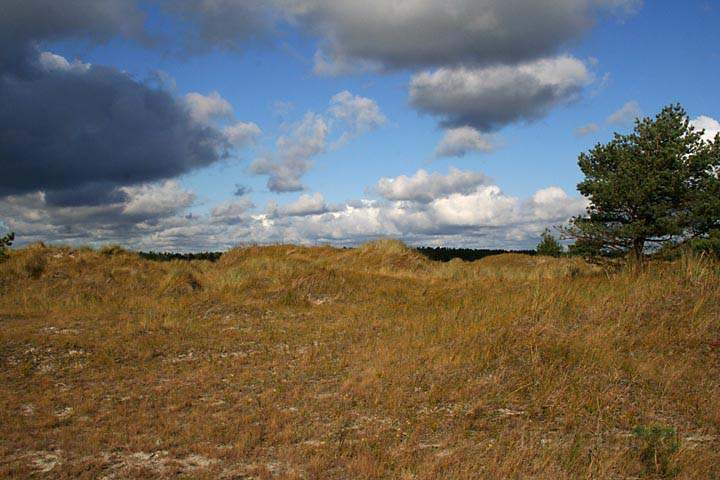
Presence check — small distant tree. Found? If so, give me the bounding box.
[564,104,720,263]
[536,229,563,257]
[0,232,14,261]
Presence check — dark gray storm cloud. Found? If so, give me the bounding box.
[43,183,130,208]
[0,0,145,43]
[0,59,229,204]
[0,0,230,207]
[160,0,279,52]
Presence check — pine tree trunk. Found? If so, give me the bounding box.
[631,237,645,265]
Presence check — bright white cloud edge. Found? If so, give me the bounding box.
[1,169,588,252]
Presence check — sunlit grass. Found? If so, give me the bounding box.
[0,241,718,478]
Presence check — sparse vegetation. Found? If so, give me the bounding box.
[1,240,718,478]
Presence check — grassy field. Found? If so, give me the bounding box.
[0,240,718,479]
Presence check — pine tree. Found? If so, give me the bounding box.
[536,229,563,257]
[0,232,14,261]
[564,104,720,262]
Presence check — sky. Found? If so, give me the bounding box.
[1,0,719,251]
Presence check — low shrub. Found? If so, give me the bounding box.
[139,251,222,262]
[536,229,563,257]
[632,425,679,478]
[100,244,127,256]
[22,245,47,279]
[689,230,720,258]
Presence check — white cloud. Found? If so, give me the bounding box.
[121,181,196,218]
[183,92,262,150]
[409,56,592,131]
[251,112,329,192]
[278,112,330,160]
[38,51,90,73]
[428,186,519,227]
[1,169,587,251]
[210,197,255,224]
[526,186,588,221]
[329,91,386,136]
[184,91,234,124]
[297,173,585,247]
[274,193,334,217]
[224,121,262,148]
[275,176,585,246]
[575,123,600,136]
[435,127,496,157]
[312,50,380,77]
[0,181,202,249]
[250,157,307,193]
[607,100,641,125]
[272,100,294,117]
[595,0,643,16]
[376,168,490,203]
[251,91,385,192]
[578,100,642,135]
[691,115,720,143]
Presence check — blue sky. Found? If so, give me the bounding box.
[1,0,719,250]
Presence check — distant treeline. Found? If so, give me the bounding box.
[138,251,223,262]
[138,246,534,263]
[416,247,535,262]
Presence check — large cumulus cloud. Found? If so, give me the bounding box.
[0,181,197,246]
[409,56,592,131]
[376,168,490,204]
[159,0,640,70]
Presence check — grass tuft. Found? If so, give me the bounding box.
[21,244,48,279]
[632,425,680,478]
[159,266,203,296]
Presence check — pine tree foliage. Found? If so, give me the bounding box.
[0,232,14,261]
[564,104,720,261]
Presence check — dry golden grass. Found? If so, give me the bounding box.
[0,240,718,479]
